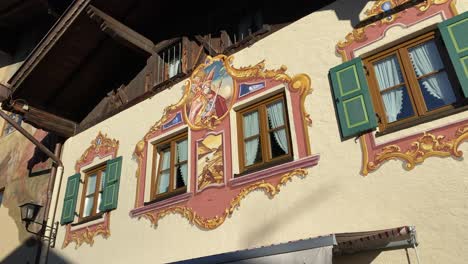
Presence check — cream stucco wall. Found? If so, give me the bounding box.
[49,1,468,263]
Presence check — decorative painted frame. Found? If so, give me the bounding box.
[130,55,319,229]
[335,0,468,175]
[62,132,119,248]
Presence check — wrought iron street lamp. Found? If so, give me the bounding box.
[19,202,59,247]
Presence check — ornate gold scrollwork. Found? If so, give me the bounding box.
[140,169,308,229]
[337,0,453,51]
[75,132,119,172]
[62,219,111,249]
[366,125,468,173]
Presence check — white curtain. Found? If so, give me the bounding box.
[158,151,171,193]
[409,41,456,104]
[374,56,404,123]
[243,111,260,166]
[168,59,181,78]
[84,174,97,216]
[97,171,106,213]
[177,139,188,186]
[267,101,288,153]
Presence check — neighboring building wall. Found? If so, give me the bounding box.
[50,1,468,264]
[0,112,54,263]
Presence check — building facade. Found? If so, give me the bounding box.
[1,0,467,263]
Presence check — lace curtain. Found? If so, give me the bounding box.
[374,56,404,123]
[243,111,260,166]
[158,150,171,193]
[409,41,455,105]
[177,139,188,186]
[266,101,288,153]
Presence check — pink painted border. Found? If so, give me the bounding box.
[336,1,465,175]
[230,155,320,187]
[130,154,320,219]
[131,59,315,222]
[337,3,456,61]
[64,133,119,248]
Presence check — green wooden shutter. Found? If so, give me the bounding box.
[439,11,468,97]
[100,156,122,212]
[60,173,80,225]
[330,57,377,139]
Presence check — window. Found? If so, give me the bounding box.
[154,40,183,85]
[151,133,188,200]
[237,93,293,173]
[0,188,4,207]
[364,32,463,131]
[330,12,467,140]
[1,113,22,137]
[60,156,122,225]
[79,164,106,221]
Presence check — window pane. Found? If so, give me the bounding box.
[419,72,456,111]
[381,87,415,122]
[176,139,188,163]
[408,40,457,110]
[243,111,260,137]
[373,55,405,90]
[160,150,171,170]
[374,56,415,123]
[175,163,188,189]
[157,170,170,194]
[86,174,97,195]
[83,196,94,217]
[267,100,285,129]
[408,40,445,76]
[244,137,262,166]
[269,129,288,158]
[97,171,106,213]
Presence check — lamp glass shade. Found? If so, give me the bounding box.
[19,202,42,222]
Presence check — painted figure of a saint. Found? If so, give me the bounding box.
[188,67,229,126]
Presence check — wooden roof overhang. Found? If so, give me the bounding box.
[4,0,153,137]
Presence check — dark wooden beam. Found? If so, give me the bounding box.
[194,35,218,56]
[0,83,11,102]
[86,5,154,55]
[9,102,77,137]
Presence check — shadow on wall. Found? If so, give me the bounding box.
[0,131,56,243]
[325,0,372,27]
[1,237,71,264]
[242,180,338,246]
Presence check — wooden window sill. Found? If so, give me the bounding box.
[145,187,187,205]
[130,192,191,217]
[234,156,293,178]
[230,155,320,188]
[71,213,104,226]
[375,101,468,137]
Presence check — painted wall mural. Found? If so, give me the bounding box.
[186,60,233,130]
[62,132,119,249]
[197,132,225,192]
[335,0,468,175]
[130,55,319,229]
[0,127,53,244]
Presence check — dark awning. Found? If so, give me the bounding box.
[171,226,416,264]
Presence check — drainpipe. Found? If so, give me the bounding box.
[38,142,63,264]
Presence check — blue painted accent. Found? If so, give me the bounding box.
[162,112,182,130]
[382,1,392,11]
[239,82,266,97]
